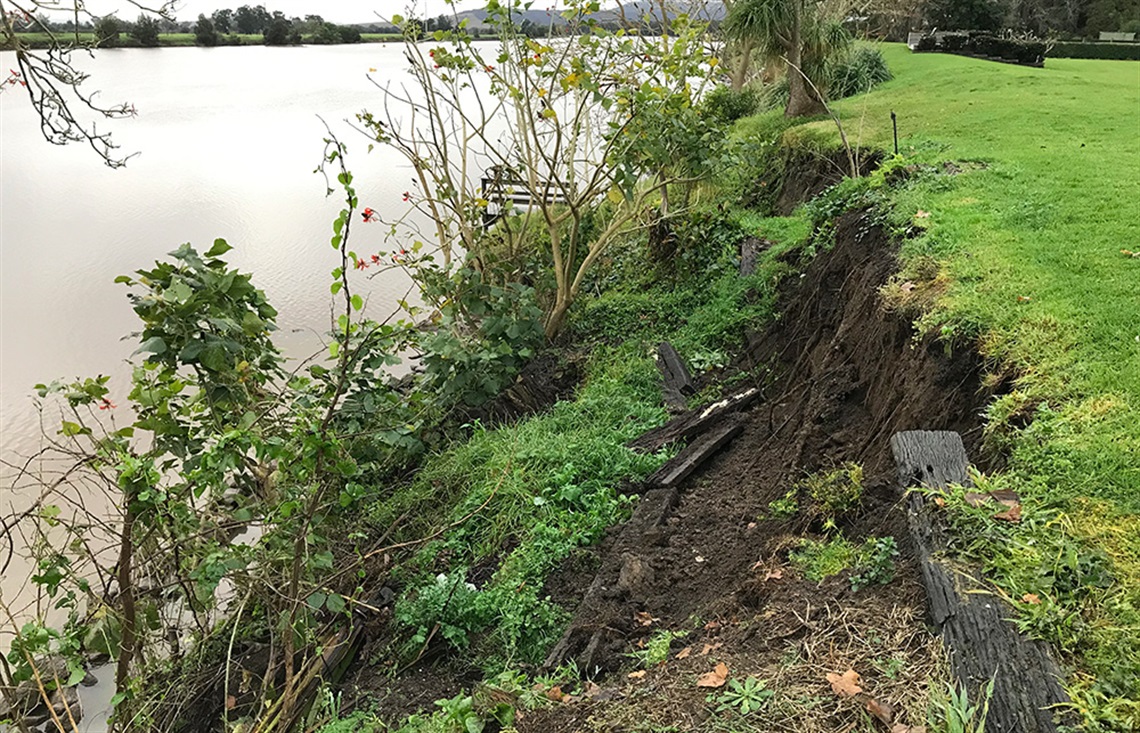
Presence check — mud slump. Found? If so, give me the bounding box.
[346,210,1002,731]
[517,210,999,732]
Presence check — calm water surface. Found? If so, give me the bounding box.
[1,44,440,727]
[2,44,427,459]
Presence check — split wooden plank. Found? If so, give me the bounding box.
[891,430,1069,733]
[656,342,695,411]
[628,387,760,454]
[644,418,744,489]
[739,237,771,276]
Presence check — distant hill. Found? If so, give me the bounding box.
[451,1,725,30]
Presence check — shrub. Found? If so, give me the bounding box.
[94,16,120,47]
[701,85,761,124]
[130,15,160,47]
[940,33,969,52]
[194,14,219,46]
[828,46,893,100]
[1049,41,1140,60]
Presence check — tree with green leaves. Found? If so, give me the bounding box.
[723,0,849,117]
[194,13,219,46]
[263,12,298,45]
[358,0,722,338]
[94,15,121,47]
[130,14,160,46]
[211,8,234,33]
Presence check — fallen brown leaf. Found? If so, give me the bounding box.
[989,489,1020,507]
[892,725,927,733]
[627,670,647,680]
[699,642,722,656]
[866,697,894,725]
[763,568,784,581]
[964,492,990,507]
[994,504,1022,522]
[676,646,692,659]
[634,611,658,627]
[546,686,564,702]
[900,280,917,293]
[915,210,931,218]
[225,695,236,710]
[933,496,947,508]
[1022,593,1042,604]
[704,620,721,630]
[696,662,729,688]
[826,669,863,697]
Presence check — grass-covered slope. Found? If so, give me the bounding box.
[802,45,1140,727]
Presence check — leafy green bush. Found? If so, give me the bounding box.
[700,85,761,124]
[417,265,545,407]
[828,46,894,100]
[1050,41,1140,60]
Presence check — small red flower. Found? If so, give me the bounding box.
[485,64,494,72]
[402,191,410,202]
[99,398,116,411]
[356,258,368,269]
[361,207,377,222]
[434,64,440,69]
[429,50,435,57]
[371,254,380,263]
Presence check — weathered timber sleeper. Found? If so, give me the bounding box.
[890,430,1069,733]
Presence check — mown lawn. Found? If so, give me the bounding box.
[796,45,1140,728]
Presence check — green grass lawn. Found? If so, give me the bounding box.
[786,45,1140,728]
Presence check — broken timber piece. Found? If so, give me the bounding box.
[541,487,680,671]
[656,342,695,412]
[739,236,770,276]
[628,387,759,454]
[891,430,1069,733]
[644,418,743,489]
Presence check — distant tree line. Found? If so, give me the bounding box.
[856,0,1140,40]
[14,0,1137,47]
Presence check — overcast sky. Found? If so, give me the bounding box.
[83,0,497,24]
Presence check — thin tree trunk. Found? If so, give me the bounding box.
[731,38,754,91]
[783,2,826,117]
[115,506,137,691]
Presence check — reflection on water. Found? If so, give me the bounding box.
[0,45,432,725]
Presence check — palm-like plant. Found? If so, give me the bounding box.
[723,0,850,116]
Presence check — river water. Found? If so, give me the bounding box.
[1,43,437,729]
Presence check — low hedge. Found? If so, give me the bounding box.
[1050,41,1140,60]
[912,32,1045,65]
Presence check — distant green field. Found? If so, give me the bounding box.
[784,45,1140,728]
[360,33,402,43]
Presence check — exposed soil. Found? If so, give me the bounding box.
[348,210,1001,731]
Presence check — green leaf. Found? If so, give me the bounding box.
[136,336,168,356]
[200,344,227,372]
[206,238,233,257]
[306,591,328,611]
[330,281,343,295]
[113,275,133,284]
[60,421,84,437]
[351,294,364,311]
[325,593,346,614]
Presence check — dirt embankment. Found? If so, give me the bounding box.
[522,210,1000,732]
